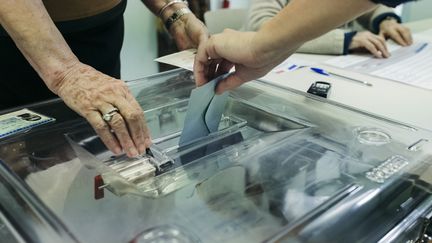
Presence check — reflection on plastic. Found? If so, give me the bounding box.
[130,224,201,243]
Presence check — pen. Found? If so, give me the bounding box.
[415,43,428,53]
[310,67,373,87]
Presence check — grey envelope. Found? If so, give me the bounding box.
[179,74,229,146]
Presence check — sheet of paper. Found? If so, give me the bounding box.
[154,49,196,71]
[179,74,229,146]
[269,56,317,74]
[0,108,55,139]
[325,42,432,90]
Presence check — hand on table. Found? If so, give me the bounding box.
[379,18,412,46]
[349,31,390,58]
[194,29,291,94]
[55,62,150,158]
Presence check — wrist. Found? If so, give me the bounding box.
[43,56,80,95]
[159,0,189,23]
[379,17,397,30]
[164,7,192,30]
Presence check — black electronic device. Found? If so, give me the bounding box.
[307,81,331,98]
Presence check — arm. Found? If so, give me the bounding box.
[194,0,376,93]
[246,0,287,32]
[247,0,346,55]
[297,30,346,55]
[0,0,149,157]
[355,4,392,31]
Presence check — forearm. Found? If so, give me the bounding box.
[254,0,376,61]
[0,0,78,94]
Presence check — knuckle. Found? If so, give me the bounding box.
[94,121,109,131]
[110,114,125,128]
[123,109,143,122]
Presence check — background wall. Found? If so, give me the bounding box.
[401,1,432,22]
[120,0,158,81]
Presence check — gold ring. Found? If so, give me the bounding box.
[102,108,119,122]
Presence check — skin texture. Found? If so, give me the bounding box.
[194,0,377,94]
[349,19,412,58]
[379,18,413,46]
[0,0,208,157]
[349,31,390,58]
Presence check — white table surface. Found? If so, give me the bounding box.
[260,18,432,131]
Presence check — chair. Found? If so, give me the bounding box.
[204,8,248,34]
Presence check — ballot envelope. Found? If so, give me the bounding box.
[1,69,432,243]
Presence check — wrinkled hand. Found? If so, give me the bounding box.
[349,31,390,58]
[55,62,150,157]
[194,29,289,94]
[379,19,412,46]
[169,13,208,50]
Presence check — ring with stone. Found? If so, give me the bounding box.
[102,108,120,122]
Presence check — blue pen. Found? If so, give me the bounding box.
[288,64,297,70]
[310,67,330,76]
[415,43,428,53]
[310,67,372,87]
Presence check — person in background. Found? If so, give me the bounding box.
[246,0,412,58]
[194,0,416,95]
[0,0,207,157]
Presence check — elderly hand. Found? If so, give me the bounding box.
[379,18,412,46]
[194,29,290,94]
[169,13,208,50]
[55,62,150,158]
[349,31,390,58]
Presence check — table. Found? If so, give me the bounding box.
[260,18,432,132]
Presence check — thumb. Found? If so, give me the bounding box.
[215,71,247,94]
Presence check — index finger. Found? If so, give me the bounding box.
[397,27,413,45]
[388,29,407,46]
[193,41,210,87]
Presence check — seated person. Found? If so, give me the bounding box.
[246,0,412,58]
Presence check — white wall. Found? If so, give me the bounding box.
[121,0,158,81]
[402,1,432,22]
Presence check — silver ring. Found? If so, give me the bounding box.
[102,108,119,122]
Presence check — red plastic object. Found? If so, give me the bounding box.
[94,175,105,200]
[222,0,230,8]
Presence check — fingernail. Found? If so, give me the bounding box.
[129,147,139,157]
[138,143,146,155]
[113,147,122,155]
[377,51,382,58]
[145,138,152,148]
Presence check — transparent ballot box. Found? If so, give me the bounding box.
[1,69,432,243]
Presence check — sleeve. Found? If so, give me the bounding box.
[296,29,347,55]
[343,31,357,55]
[356,4,401,33]
[246,0,287,31]
[369,0,416,8]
